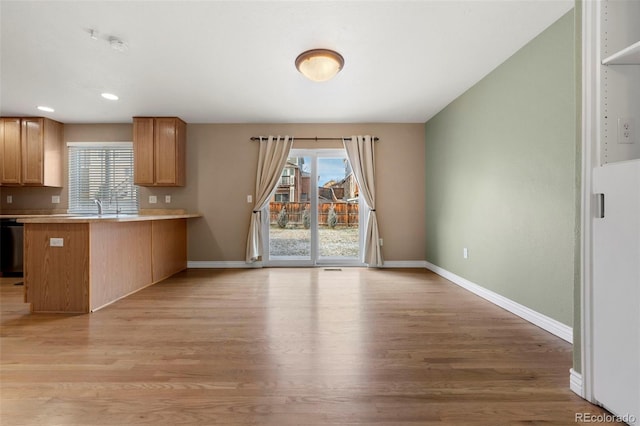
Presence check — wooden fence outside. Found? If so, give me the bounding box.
[269,202,359,227]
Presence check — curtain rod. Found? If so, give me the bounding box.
[250,136,379,142]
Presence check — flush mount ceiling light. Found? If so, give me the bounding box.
[101,93,119,100]
[295,49,344,82]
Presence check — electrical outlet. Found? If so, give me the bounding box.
[50,237,64,247]
[51,195,60,204]
[149,195,157,204]
[618,117,634,144]
[247,195,253,203]
[165,195,171,204]
[6,195,12,204]
[463,247,469,259]
[379,238,383,246]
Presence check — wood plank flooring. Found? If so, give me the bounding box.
[0,268,618,425]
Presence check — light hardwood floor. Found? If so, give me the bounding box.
[0,268,618,425]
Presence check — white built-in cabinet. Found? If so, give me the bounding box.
[592,160,639,425]
[598,0,640,164]
[583,1,640,424]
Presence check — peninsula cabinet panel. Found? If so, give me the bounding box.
[151,219,187,283]
[24,223,90,313]
[90,221,152,311]
[0,116,63,187]
[22,217,192,313]
[0,118,22,184]
[133,116,186,187]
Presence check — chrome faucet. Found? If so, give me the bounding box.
[109,175,131,216]
[94,198,103,215]
[110,190,122,215]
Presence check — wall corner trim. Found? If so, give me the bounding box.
[424,261,573,343]
[570,368,584,397]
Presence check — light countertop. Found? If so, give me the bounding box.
[15,213,201,224]
[1,214,73,219]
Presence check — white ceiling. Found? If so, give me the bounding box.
[0,0,573,124]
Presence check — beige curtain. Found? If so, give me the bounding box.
[343,135,383,267]
[246,135,293,262]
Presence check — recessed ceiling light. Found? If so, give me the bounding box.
[37,106,55,112]
[101,93,119,101]
[109,37,128,52]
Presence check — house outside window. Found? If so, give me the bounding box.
[274,193,289,203]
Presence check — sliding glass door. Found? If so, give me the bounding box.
[267,153,313,263]
[264,149,363,266]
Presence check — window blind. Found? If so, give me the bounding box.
[68,142,138,214]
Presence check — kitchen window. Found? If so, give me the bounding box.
[67,142,138,214]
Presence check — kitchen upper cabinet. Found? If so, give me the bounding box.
[133,117,155,185]
[0,117,63,187]
[133,117,186,186]
[0,118,21,184]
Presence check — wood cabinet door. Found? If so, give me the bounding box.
[133,117,155,185]
[21,118,44,185]
[41,118,63,187]
[154,118,178,185]
[0,118,22,184]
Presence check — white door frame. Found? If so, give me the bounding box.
[578,0,600,403]
[262,148,365,267]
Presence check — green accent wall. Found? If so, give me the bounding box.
[424,10,577,327]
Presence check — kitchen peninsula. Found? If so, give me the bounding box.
[18,213,200,313]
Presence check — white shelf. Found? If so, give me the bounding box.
[602,40,640,65]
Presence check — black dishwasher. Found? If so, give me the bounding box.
[0,219,24,276]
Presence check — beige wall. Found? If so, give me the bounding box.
[164,123,426,262]
[1,122,426,263]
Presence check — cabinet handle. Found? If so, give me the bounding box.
[595,193,605,219]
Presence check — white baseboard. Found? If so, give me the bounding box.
[188,260,429,269]
[570,368,584,397]
[424,261,573,343]
[187,261,263,268]
[382,260,429,268]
